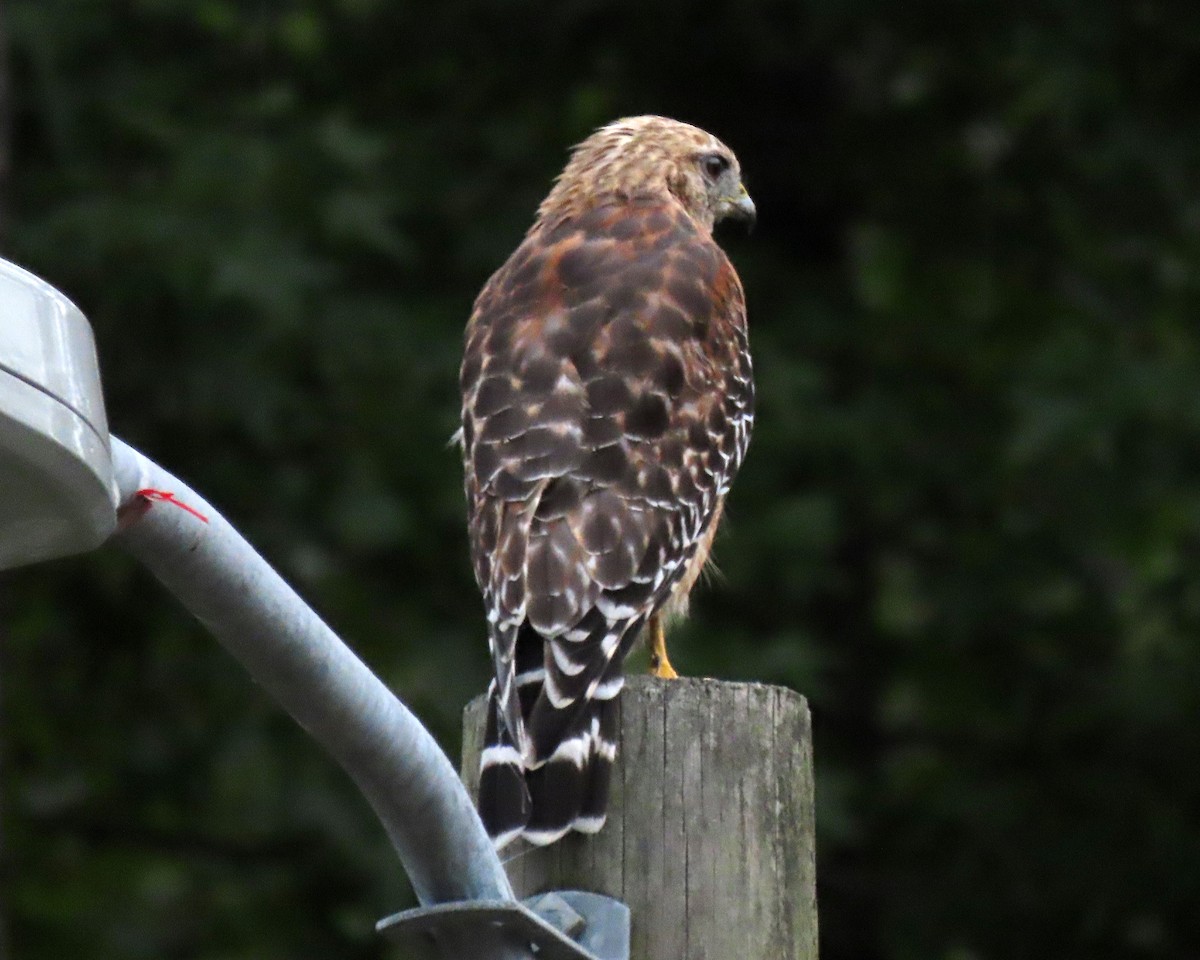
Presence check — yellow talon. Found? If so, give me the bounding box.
[648,615,679,679]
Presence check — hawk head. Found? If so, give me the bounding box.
[537,115,756,234]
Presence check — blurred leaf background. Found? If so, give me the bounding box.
[2,1,1200,958]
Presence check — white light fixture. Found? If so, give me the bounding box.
[0,258,118,570]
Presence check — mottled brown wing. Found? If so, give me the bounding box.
[461,198,753,843]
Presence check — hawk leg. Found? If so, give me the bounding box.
[648,614,679,679]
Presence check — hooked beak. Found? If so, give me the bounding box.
[721,183,757,232]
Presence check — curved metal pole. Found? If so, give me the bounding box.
[108,437,533,959]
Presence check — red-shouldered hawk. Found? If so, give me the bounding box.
[460,116,755,848]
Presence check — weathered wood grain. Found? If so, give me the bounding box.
[462,676,818,959]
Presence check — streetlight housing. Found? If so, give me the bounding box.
[0,258,118,571]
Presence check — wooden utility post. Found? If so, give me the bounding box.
[463,676,818,959]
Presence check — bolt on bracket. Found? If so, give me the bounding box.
[377,890,630,960]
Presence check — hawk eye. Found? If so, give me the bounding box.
[701,153,730,179]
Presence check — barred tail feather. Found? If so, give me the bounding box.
[478,617,636,848]
[524,699,617,845]
[478,686,530,850]
[575,698,618,833]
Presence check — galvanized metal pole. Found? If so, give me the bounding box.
[107,437,536,960]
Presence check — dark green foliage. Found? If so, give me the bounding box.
[3,2,1199,958]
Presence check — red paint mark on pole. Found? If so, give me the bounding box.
[135,488,210,523]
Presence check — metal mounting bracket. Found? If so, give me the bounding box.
[377,890,630,960]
